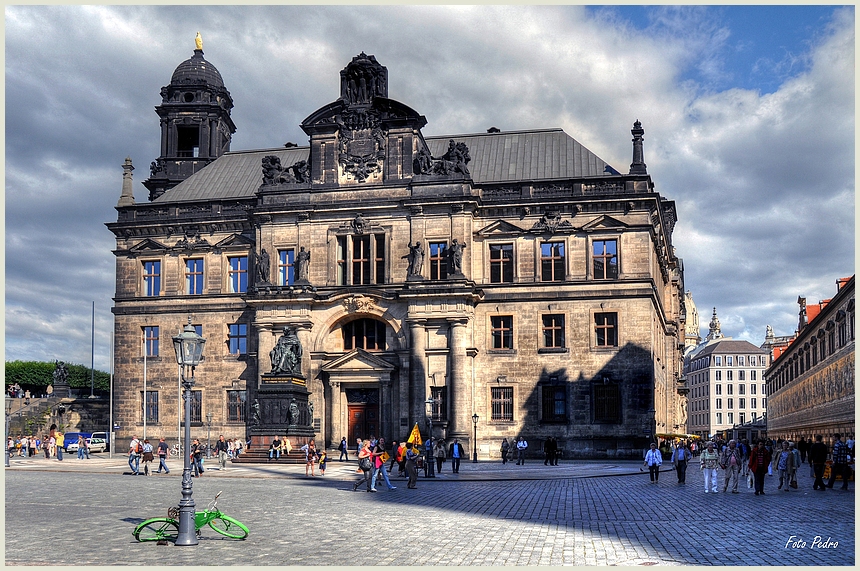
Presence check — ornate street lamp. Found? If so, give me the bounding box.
[172,318,206,546]
[471,413,479,463]
[424,396,435,478]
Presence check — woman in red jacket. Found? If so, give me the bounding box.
[748,440,772,496]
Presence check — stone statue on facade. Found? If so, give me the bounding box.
[308,401,314,421]
[288,398,299,426]
[448,239,466,275]
[295,247,311,283]
[269,326,303,376]
[252,399,261,426]
[431,140,471,177]
[414,148,432,175]
[291,160,310,183]
[52,361,69,386]
[402,242,425,278]
[255,248,271,284]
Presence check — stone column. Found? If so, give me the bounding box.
[448,319,470,438]
[329,380,342,445]
[408,319,427,423]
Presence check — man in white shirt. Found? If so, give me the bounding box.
[128,435,141,475]
[516,437,528,465]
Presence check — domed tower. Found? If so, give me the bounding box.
[143,33,236,200]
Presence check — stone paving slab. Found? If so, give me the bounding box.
[3,456,854,566]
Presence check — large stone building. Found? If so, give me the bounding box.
[765,276,855,442]
[683,308,770,439]
[107,40,686,459]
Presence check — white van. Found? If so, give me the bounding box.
[91,432,111,452]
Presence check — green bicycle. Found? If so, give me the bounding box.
[133,491,249,542]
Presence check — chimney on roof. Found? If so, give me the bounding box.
[629,120,647,175]
[487,127,500,133]
[284,142,297,148]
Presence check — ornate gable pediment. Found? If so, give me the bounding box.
[213,233,255,250]
[581,215,629,231]
[321,349,396,373]
[128,238,169,254]
[476,220,524,237]
[528,212,575,234]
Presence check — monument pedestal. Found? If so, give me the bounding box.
[249,374,316,450]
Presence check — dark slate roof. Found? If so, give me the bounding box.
[692,339,767,357]
[170,49,225,88]
[153,128,612,203]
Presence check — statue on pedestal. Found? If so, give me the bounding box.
[269,326,303,376]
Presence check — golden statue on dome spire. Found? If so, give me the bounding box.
[195,32,203,51]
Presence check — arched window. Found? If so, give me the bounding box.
[343,318,386,351]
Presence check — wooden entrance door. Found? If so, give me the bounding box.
[348,404,378,444]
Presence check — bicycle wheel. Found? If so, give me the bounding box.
[208,515,249,539]
[133,518,179,542]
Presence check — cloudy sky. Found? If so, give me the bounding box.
[5,5,854,372]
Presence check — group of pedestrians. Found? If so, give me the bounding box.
[8,434,42,458]
[648,434,853,495]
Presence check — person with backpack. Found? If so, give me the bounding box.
[128,435,141,475]
[141,439,154,475]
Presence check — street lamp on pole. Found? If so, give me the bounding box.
[471,413,479,463]
[206,412,213,459]
[172,318,206,547]
[5,399,12,467]
[424,396,435,478]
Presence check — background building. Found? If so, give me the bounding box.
[683,308,769,439]
[765,276,855,443]
[107,42,686,459]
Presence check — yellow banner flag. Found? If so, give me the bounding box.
[406,423,423,447]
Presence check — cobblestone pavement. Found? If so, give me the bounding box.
[4,454,854,566]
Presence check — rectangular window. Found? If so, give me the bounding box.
[337,237,347,285]
[541,314,565,348]
[727,370,733,381]
[716,398,722,409]
[726,356,733,366]
[278,249,295,286]
[227,390,246,422]
[728,412,734,424]
[715,356,722,366]
[343,319,386,351]
[374,234,385,284]
[728,398,734,409]
[594,312,618,347]
[593,383,621,422]
[541,386,567,421]
[185,259,204,295]
[429,242,448,280]
[751,370,757,381]
[738,384,745,394]
[762,384,766,395]
[738,370,745,381]
[727,384,733,395]
[715,370,722,381]
[751,398,757,409]
[228,256,248,293]
[184,390,202,424]
[739,412,746,424]
[141,390,158,423]
[430,386,447,422]
[143,261,161,297]
[739,398,746,409]
[540,242,565,282]
[489,243,514,283]
[490,316,514,350]
[490,387,514,422]
[352,235,372,285]
[751,383,757,395]
[592,239,618,279]
[738,355,745,366]
[228,324,247,355]
[716,412,723,424]
[762,397,766,408]
[143,326,159,357]
[715,384,721,395]
[177,125,200,158]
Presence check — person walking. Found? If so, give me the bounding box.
[338,437,349,461]
[155,437,170,474]
[809,434,829,491]
[643,443,662,484]
[449,438,465,474]
[128,435,141,475]
[353,440,374,492]
[719,439,743,493]
[387,440,401,475]
[700,442,719,493]
[141,439,154,476]
[318,449,328,475]
[405,442,419,489]
[424,437,436,478]
[302,439,318,477]
[77,435,89,460]
[798,436,809,464]
[215,435,229,471]
[788,441,801,489]
[827,434,851,490]
[371,437,396,491]
[500,438,510,465]
[434,438,447,474]
[749,439,772,495]
[773,440,795,491]
[515,437,528,465]
[544,438,556,466]
[671,441,691,484]
[191,438,205,477]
